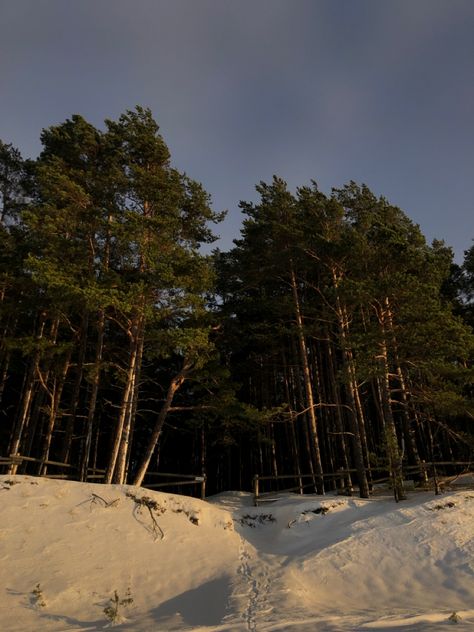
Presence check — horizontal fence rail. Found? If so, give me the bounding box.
[142,472,206,499]
[0,454,206,499]
[252,461,473,505]
[2,454,471,504]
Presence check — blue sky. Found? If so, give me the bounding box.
[1,0,473,260]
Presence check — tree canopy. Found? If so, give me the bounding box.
[0,111,473,498]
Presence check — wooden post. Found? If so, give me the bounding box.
[253,474,259,507]
[420,459,429,487]
[432,463,441,495]
[8,453,22,476]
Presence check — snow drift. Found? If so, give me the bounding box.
[1,475,473,631]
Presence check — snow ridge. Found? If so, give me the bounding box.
[1,476,474,631]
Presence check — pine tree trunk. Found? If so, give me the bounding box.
[290,265,324,494]
[80,206,113,481]
[326,338,353,492]
[383,306,422,472]
[21,388,46,466]
[112,312,145,485]
[282,349,303,493]
[0,311,15,402]
[0,350,10,405]
[8,371,37,472]
[7,313,46,473]
[105,322,141,484]
[39,352,71,475]
[312,339,334,483]
[377,299,406,501]
[60,312,89,464]
[331,271,369,498]
[132,361,191,487]
[79,309,105,481]
[395,364,423,467]
[114,314,145,484]
[290,336,315,481]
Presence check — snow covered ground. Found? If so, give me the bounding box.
[1,475,473,631]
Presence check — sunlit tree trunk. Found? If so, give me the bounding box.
[132,360,192,487]
[79,309,105,481]
[282,349,303,493]
[105,314,144,484]
[60,313,89,465]
[7,313,46,474]
[325,337,353,492]
[376,298,406,501]
[331,269,370,497]
[39,350,71,475]
[290,265,324,494]
[114,313,145,484]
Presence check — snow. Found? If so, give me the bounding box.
[1,475,473,631]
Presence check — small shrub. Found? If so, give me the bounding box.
[126,492,166,514]
[239,513,276,527]
[429,501,456,511]
[1,479,20,491]
[305,506,330,515]
[103,588,133,625]
[303,501,343,517]
[31,583,46,608]
[287,502,343,528]
[126,492,166,540]
[169,501,200,525]
[448,611,461,623]
[79,493,120,510]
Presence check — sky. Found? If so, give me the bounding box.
[0,0,473,260]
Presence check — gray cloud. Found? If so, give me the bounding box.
[0,0,473,257]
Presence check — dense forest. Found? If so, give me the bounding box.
[1,108,473,498]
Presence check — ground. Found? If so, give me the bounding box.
[0,475,473,631]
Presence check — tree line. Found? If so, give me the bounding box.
[1,108,473,497]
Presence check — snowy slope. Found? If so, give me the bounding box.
[0,475,473,631]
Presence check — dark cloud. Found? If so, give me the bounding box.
[0,0,473,257]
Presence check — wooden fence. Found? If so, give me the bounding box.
[0,454,206,499]
[142,471,206,499]
[252,461,473,506]
[2,454,471,504]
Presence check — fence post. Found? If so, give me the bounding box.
[420,460,429,486]
[432,463,441,495]
[200,474,206,500]
[253,474,259,507]
[8,454,22,476]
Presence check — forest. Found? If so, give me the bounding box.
[1,107,473,499]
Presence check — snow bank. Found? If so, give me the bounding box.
[1,476,473,631]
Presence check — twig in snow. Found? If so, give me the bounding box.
[126,492,165,540]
